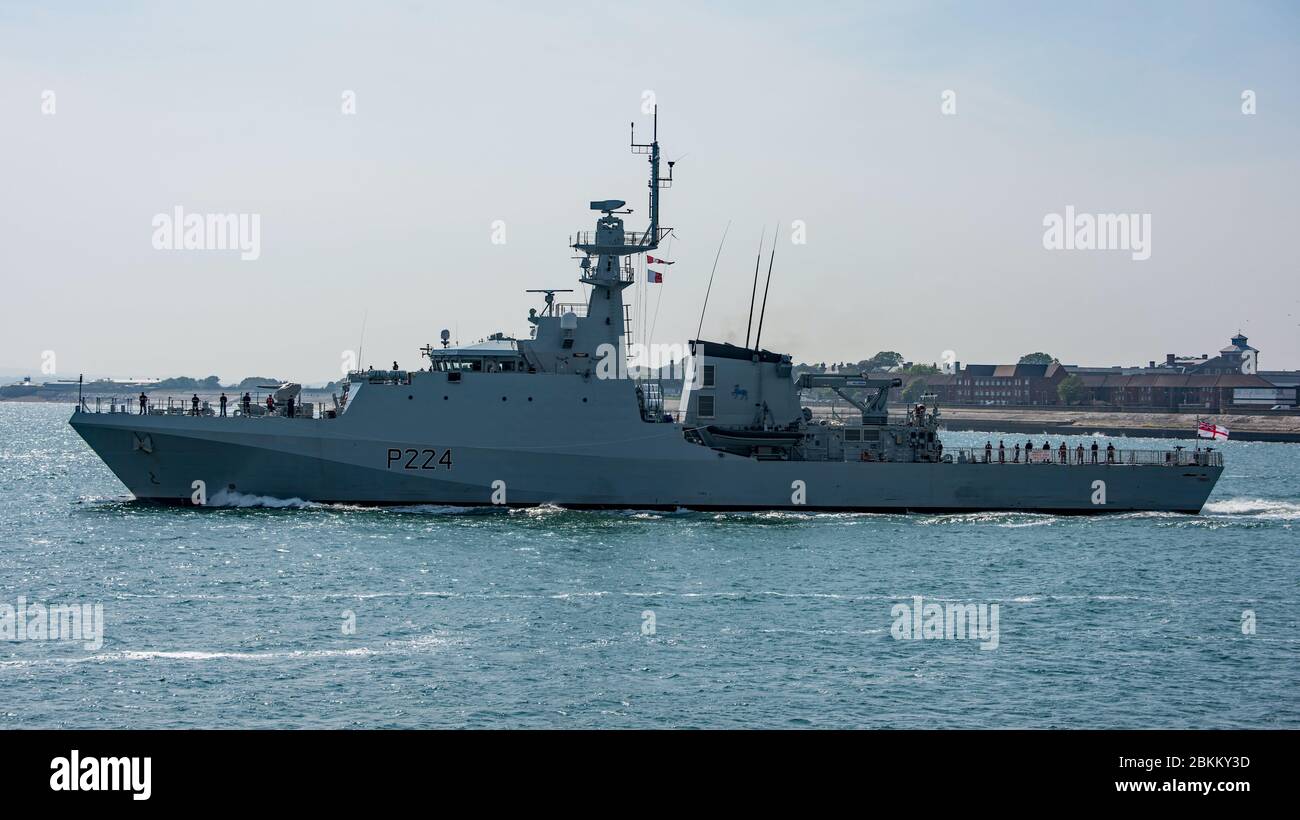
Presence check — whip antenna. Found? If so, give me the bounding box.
[695,221,731,340]
[753,222,778,351]
[744,227,765,350]
[356,309,368,372]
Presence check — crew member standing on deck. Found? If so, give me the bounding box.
[998,440,1005,463]
[1076,443,1085,464]
[191,394,200,416]
[138,392,147,415]
[266,395,275,415]
[1106,442,1116,463]
[287,395,295,419]
[1013,442,1020,463]
[219,392,228,417]
[1024,439,1034,463]
[1058,441,1067,463]
[985,441,993,463]
[1091,441,1099,463]
[242,392,252,415]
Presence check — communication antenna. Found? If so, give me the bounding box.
[356,309,368,373]
[695,221,732,341]
[753,221,779,352]
[745,227,766,350]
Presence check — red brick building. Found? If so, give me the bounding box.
[925,362,1067,406]
[1075,372,1272,411]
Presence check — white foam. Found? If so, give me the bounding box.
[0,633,462,668]
[920,512,1057,526]
[204,493,496,515]
[206,489,318,509]
[1203,498,1300,520]
[512,503,566,517]
[388,504,481,515]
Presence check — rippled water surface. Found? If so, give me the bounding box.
[1,403,1296,727]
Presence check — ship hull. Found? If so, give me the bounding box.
[69,393,1220,515]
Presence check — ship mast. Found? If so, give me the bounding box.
[566,107,675,349]
[634,106,674,248]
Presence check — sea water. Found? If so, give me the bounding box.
[1,402,1295,728]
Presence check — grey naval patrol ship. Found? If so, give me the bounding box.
[70,114,1222,513]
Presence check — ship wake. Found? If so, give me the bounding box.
[1202,497,1300,520]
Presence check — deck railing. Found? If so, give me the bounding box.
[570,229,669,249]
[78,393,337,420]
[947,447,1221,467]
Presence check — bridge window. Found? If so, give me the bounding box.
[702,365,716,388]
[844,428,861,441]
[698,395,715,418]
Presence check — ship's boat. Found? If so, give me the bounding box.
[697,425,804,458]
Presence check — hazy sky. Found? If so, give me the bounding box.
[2,0,1298,383]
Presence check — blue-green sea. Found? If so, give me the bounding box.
[1,402,1296,728]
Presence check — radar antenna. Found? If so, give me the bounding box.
[525,288,574,316]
